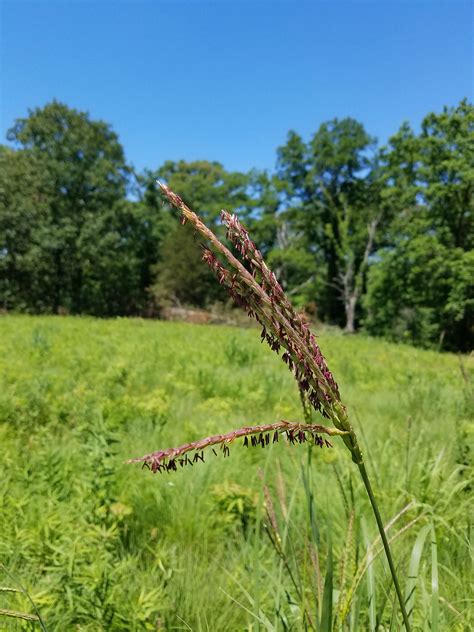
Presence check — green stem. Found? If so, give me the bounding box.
[357,462,411,632]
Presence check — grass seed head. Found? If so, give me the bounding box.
[129,183,362,471]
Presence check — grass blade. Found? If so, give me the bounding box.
[349,592,361,632]
[222,568,276,631]
[362,517,377,632]
[220,588,275,631]
[431,522,439,632]
[320,534,333,632]
[404,523,430,625]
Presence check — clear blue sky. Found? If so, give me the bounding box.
[1,1,472,174]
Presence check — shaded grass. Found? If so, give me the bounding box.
[0,315,472,630]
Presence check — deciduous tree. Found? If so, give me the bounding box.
[2,101,136,314]
[365,100,474,349]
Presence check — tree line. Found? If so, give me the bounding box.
[1,100,472,351]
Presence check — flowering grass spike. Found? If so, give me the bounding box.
[127,182,412,630]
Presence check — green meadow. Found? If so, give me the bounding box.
[0,315,472,631]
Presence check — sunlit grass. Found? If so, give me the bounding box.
[0,315,472,630]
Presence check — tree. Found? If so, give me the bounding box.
[150,222,226,309]
[155,160,251,225]
[275,119,383,330]
[380,100,473,250]
[76,199,158,316]
[3,101,131,314]
[147,160,252,309]
[365,100,474,350]
[364,222,474,350]
[323,173,384,333]
[419,99,473,250]
[0,145,55,311]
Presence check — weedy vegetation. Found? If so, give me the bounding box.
[1,192,472,630]
[0,315,472,630]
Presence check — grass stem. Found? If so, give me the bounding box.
[357,462,411,631]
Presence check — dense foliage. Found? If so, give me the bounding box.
[1,100,472,350]
[1,316,472,629]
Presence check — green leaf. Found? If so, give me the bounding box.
[431,522,439,632]
[361,517,377,632]
[404,523,431,624]
[320,536,333,632]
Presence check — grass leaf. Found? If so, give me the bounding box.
[431,522,439,632]
[362,517,377,632]
[404,523,431,624]
[320,534,333,632]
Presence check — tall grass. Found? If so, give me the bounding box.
[1,315,472,630]
[127,183,471,629]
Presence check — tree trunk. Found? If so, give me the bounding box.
[344,294,358,333]
[342,215,381,333]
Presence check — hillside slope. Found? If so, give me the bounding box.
[0,316,472,630]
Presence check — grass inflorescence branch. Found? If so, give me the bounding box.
[127,420,347,473]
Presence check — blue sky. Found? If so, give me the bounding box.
[1,1,472,174]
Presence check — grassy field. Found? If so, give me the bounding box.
[0,315,472,631]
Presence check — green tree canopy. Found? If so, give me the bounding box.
[364,224,474,350]
[275,118,383,329]
[0,145,55,311]
[147,160,252,310]
[155,159,251,225]
[1,101,142,315]
[380,99,473,250]
[366,100,474,350]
